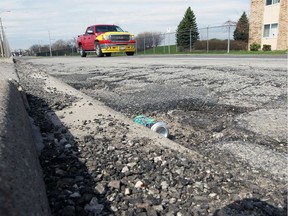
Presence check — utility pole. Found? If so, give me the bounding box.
[224,20,235,54]
[48,31,52,57]
[0,17,4,57]
[143,37,145,55]
[168,33,170,54]
[227,23,231,53]
[167,28,171,54]
[206,26,209,53]
[38,40,42,54]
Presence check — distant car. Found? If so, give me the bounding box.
[77,24,136,57]
[12,52,23,57]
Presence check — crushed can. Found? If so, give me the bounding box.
[133,115,169,138]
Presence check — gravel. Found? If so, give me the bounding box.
[14,57,287,216]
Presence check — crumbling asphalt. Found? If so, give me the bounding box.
[13,55,287,216]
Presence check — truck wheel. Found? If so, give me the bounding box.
[79,46,87,57]
[126,52,134,56]
[105,53,111,57]
[95,42,104,57]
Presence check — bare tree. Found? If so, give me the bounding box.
[29,43,51,55]
[52,39,67,50]
[136,32,164,51]
[29,44,41,55]
[67,37,77,47]
[29,37,79,56]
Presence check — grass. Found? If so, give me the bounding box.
[41,45,286,57]
[137,45,287,55]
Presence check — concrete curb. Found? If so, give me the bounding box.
[0,60,50,216]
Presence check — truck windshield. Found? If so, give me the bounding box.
[96,25,124,33]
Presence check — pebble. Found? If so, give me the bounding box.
[69,192,81,198]
[61,205,75,216]
[108,180,121,190]
[209,193,217,198]
[122,166,130,173]
[161,181,169,190]
[135,180,144,188]
[65,144,72,148]
[94,183,106,195]
[154,156,163,163]
[124,188,131,195]
[84,197,104,214]
[127,162,137,168]
[59,138,68,145]
[153,205,164,212]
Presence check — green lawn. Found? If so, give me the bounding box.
[137,45,287,55]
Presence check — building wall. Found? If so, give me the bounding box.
[277,0,287,50]
[262,3,280,50]
[248,0,265,49]
[249,0,287,50]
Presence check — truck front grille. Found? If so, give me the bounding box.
[110,35,130,42]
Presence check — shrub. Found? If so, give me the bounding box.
[194,39,247,51]
[250,42,261,51]
[262,44,271,51]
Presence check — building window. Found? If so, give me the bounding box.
[266,0,280,5]
[263,23,278,37]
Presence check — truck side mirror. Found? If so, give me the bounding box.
[87,29,94,35]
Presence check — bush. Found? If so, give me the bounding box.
[250,42,261,51]
[262,44,271,51]
[194,39,247,51]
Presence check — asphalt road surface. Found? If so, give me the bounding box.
[16,54,287,215]
[23,55,287,176]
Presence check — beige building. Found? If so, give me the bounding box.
[249,0,287,50]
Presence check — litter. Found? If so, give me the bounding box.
[133,115,169,138]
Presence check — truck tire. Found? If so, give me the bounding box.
[79,45,87,57]
[95,42,104,57]
[126,52,134,56]
[105,53,111,57]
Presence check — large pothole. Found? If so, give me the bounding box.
[15,59,287,215]
[54,72,287,182]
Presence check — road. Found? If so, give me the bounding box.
[23,55,287,173]
[15,55,287,215]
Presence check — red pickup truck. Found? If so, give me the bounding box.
[77,24,136,57]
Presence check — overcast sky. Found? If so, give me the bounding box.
[0,0,250,50]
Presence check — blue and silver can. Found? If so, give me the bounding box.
[133,115,169,138]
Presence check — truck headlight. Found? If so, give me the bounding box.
[103,35,110,40]
[130,35,135,40]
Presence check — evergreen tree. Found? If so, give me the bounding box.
[233,12,249,42]
[176,7,199,50]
